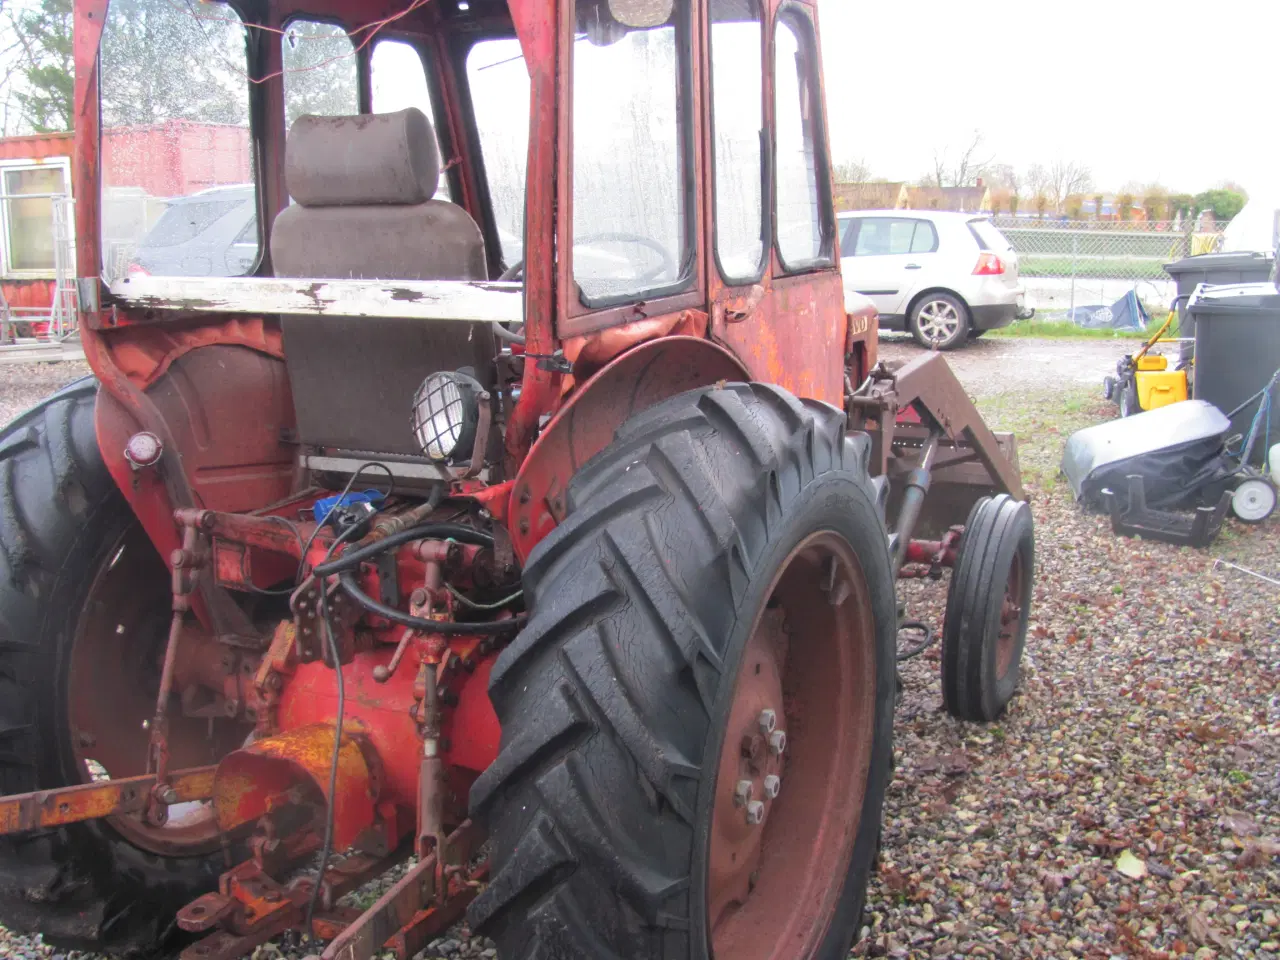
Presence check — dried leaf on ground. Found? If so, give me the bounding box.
[1115,849,1148,879]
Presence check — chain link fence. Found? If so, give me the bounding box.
[990,216,1225,319]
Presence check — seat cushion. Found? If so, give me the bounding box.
[270,200,487,281]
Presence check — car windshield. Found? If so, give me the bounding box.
[968,219,1013,252]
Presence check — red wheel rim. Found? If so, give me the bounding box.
[708,532,877,960]
[994,546,1026,680]
[67,523,247,855]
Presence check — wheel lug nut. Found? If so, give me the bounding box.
[757,709,777,734]
[733,779,753,807]
[763,774,780,798]
[768,730,787,755]
[745,800,765,825]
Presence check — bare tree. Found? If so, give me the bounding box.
[927,130,994,188]
[1024,164,1050,202]
[987,163,1022,194]
[832,158,872,184]
[1044,159,1092,212]
[952,131,993,187]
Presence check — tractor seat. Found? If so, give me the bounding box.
[270,107,485,281]
[270,108,496,465]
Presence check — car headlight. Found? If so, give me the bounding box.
[411,371,483,462]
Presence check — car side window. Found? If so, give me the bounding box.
[838,218,859,256]
[910,220,939,254]
[852,218,892,256]
[233,215,258,245]
[852,218,936,256]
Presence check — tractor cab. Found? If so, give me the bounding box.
[87,0,868,491]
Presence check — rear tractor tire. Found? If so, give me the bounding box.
[0,379,232,957]
[941,494,1034,722]
[469,383,898,960]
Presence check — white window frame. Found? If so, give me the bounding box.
[0,156,73,280]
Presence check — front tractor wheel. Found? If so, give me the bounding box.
[0,380,237,956]
[941,494,1035,722]
[469,383,898,960]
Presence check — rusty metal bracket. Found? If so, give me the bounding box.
[849,354,1024,500]
[177,846,404,960]
[0,766,215,836]
[322,820,484,960]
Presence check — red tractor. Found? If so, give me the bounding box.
[0,0,1033,957]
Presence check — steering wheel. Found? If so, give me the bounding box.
[497,231,677,285]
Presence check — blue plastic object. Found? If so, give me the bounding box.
[313,489,386,526]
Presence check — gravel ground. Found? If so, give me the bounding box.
[1,340,1277,960]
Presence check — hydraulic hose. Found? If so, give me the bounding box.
[336,570,524,635]
[312,522,494,577]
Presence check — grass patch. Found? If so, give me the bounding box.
[972,387,1108,491]
[987,320,1149,340]
[1019,257,1168,280]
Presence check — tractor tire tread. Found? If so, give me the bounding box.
[0,377,220,958]
[469,383,893,960]
[941,494,1034,722]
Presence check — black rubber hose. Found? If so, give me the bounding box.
[896,619,938,662]
[336,570,524,635]
[312,523,494,577]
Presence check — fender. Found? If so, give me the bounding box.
[508,336,749,562]
[94,325,296,634]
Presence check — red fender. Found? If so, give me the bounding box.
[508,336,749,562]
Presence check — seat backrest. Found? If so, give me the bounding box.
[271,109,495,460]
[270,108,486,281]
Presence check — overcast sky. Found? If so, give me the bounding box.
[3,0,1276,200]
[816,0,1280,199]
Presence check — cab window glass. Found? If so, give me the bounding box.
[774,10,829,269]
[283,20,358,129]
[99,0,256,281]
[709,0,764,282]
[372,39,451,201]
[572,0,689,302]
[467,38,530,267]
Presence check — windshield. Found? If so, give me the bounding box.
[99,0,257,282]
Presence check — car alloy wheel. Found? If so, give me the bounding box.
[916,299,962,344]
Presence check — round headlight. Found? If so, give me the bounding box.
[412,371,482,462]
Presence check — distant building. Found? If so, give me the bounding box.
[0,131,73,324]
[1,121,251,322]
[834,181,909,211]
[1081,195,1147,222]
[906,178,992,214]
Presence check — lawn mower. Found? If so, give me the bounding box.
[1065,369,1279,546]
[1102,308,1191,418]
